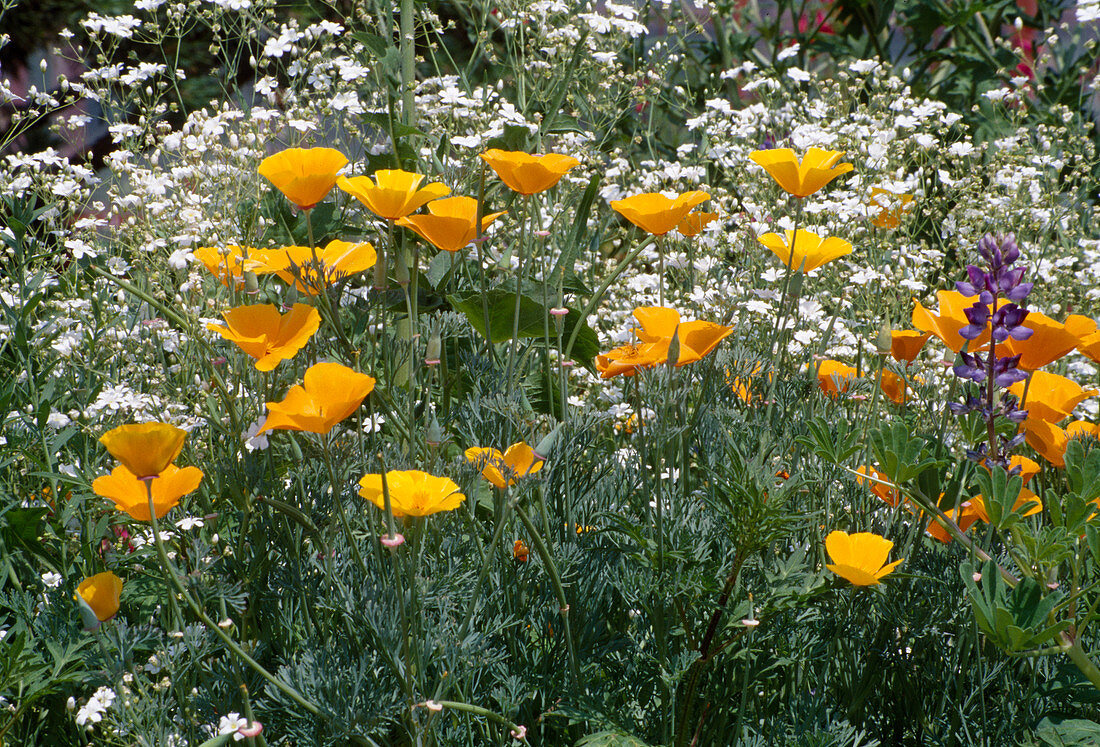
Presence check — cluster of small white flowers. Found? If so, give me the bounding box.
[75,687,116,728]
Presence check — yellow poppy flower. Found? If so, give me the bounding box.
[206,303,321,371]
[609,191,710,236]
[75,571,124,622]
[676,211,719,237]
[396,196,506,253]
[1007,371,1097,423]
[258,147,348,210]
[825,530,903,586]
[631,306,733,366]
[595,341,669,379]
[479,149,580,195]
[868,187,913,229]
[816,360,859,396]
[911,290,991,353]
[357,470,465,517]
[99,423,187,480]
[969,488,1042,524]
[93,463,203,521]
[1000,311,1080,371]
[749,147,853,198]
[193,245,255,287]
[246,240,377,294]
[259,362,376,435]
[890,330,932,363]
[337,169,450,220]
[465,442,544,489]
[757,229,853,272]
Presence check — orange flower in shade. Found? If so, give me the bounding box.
[676,211,718,237]
[259,362,376,435]
[193,245,256,287]
[258,147,348,210]
[926,502,981,543]
[1010,454,1041,485]
[726,362,767,403]
[757,229,853,272]
[868,188,913,229]
[816,360,859,396]
[880,371,907,405]
[396,196,506,253]
[856,466,901,506]
[595,342,668,379]
[825,530,903,586]
[890,330,932,363]
[479,149,580,195]
[609,191,710,236]
[337,169,450,220]
[749,147,853,198]
[246,240,377,294]
[99,423,187,480]
[912,291,991,353]
[357,470,465,517]
[1024,418,1100,467]
[1007,371,1097,423]
[513,539,530,562]
[631,306,734,366]
[206,303,321,372]
[969,488,1042,524]
[465,442,544,489]
[93,463,203,521]
[1000,311,1080,371]
[76,572,123,622]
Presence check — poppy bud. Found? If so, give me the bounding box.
[876,323,893,356]
[533,426,560,461]
[425,334,441,365]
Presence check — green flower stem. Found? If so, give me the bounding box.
[656,234,666,308]
[1063,638,1100,691]
[563,238,655,361]
[427,700,527,742]
[143,482,323,718]
[255,494,326,553]
[321,434,371,580]
[399,0,416,129]
[514,503,580,683]
[505,195,532,396]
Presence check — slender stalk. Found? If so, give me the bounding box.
[563,238,654,360]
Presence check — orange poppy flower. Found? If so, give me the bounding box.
[206,303,321,372]
[258,147,348,210]
[609,191,710,236]
[757,229,853,272]
[856,465,901,506]
[726,362,766,403]
[969,488,1042,524]
[926,501,981,543]
[99,423,187,480]
[676,211,719,237]
[465,442,544,489]
[1066,315,1100,364]
[868,188,913,229]
[396,196,506,253]
[749,147,853,198]
[631,306,733,366]
[357,470,465,517]
[259,362,376,435]
[93,463,203,521]
[595,341,668,379]
[825,530,903,586]
[1000,311,1080,370]
[1007,371,1097,423]
[513,539,530,562]
[890,330,932,363]
[480,149,580,195]
[1010,454,1041,485]
[911,291,991,353]
[193,245,256,287]
[75,572,123,622]
[880,371,907,404]
[816,360,859,396]
[337,169,450,220]
[246,240,377,294]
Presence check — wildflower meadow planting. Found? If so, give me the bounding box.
[4,0,1100,743]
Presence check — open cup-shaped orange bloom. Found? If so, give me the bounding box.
[480,149,580,195]
[1008,371,1097,423]
[465,442,544,489]
[890,330,932,363]
[757,229,853,272]
[825,530,903,586]
[632,306,733,366]
[750,147,853,198]
[246,240,377,295]
[259,362,376,435]
[676,211,719,237]
[595,342,668,379]
[610,191,710,236]
[1000,311,1079,371]
[396,196,506,253]
[76,571,124,623]
[207,303,321,372]
[358,470,465,517]
[258,147,348,210]
[193,245,256,287]
[880,371,907,404]
[969,488,1042,524]
[868,188,913,229]
[337,169,450,220]
[1066,315,1100,364]
[856,466,901,506]
[926,502,981,544]
[912,290,992,353]
[1024,418,1099,467]
[99,423,187,480]
[816,360,859,396]
[93,463,203,521]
